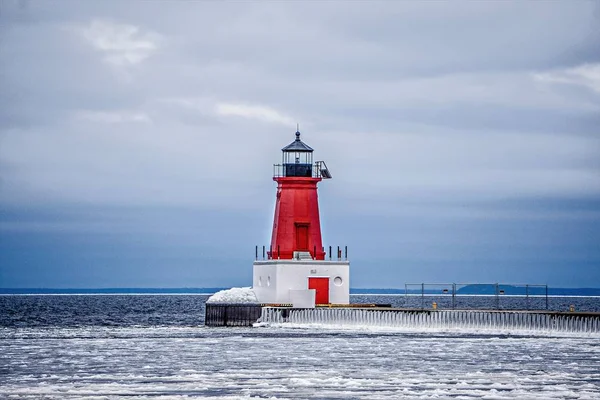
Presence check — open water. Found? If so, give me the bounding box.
[1,294,600,399]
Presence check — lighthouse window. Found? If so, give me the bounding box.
[284,151,312,165]
[267,276,271,287]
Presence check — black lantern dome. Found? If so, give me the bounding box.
[281,130,313,177]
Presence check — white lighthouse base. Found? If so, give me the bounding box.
[252,260,350,306]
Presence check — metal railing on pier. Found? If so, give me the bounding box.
[404,283,549,311]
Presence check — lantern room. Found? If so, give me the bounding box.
[281,131,314,177]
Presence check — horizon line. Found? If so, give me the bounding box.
[1,286,600,291]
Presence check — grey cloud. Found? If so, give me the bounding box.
[1,0,599,287]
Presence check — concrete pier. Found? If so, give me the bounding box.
[206,303,600,333]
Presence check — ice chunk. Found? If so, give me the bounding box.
[206,287,258,304]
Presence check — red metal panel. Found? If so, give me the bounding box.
[269,177,325,260]
[308,277,329,304]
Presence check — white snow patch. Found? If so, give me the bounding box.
[206,287,258,304]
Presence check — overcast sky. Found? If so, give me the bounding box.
[1,0,599,289]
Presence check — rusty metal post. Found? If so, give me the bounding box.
[495,283,500,310]
[452,283,456,310]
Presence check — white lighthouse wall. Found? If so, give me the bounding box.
[251,263,279,303]
[252,260,350,305]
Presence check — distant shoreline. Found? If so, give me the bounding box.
[2,293,599,298]
[2,287,600,296]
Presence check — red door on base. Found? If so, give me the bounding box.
[295,224,309,251]
[308,277,329,304]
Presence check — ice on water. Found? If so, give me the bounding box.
[2,294,599,399]
[2,325,599,399]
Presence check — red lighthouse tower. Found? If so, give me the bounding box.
[269,130,330,260]
[253,129,349,306]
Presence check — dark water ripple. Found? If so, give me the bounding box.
[0,295,208,328]
[0,294,598,328]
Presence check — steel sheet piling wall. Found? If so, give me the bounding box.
[257,307,600,334]
[205,304,263,327]
[206,305,600,333]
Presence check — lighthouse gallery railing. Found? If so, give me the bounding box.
[255,245,348,261]
[273,161,331,179]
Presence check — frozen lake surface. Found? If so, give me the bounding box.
[1,295,599,399]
